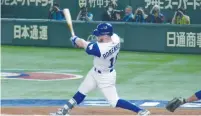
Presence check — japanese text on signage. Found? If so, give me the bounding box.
[167,32,201,48]
[14,25,48,40]
[79,0,118,8]
[1,0,53,6]
[145,0,201,10]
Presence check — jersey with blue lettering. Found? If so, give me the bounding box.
[85,33,120,71]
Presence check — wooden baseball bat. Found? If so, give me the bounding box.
[63,9,75,37]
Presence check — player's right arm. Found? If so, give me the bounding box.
[70,36,101,57]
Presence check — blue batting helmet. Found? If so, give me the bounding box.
[93,23,113,36]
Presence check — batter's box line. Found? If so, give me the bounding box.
[1,114,201,116]
[1,68,82,73]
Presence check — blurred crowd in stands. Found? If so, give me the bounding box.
[48,1,190,25]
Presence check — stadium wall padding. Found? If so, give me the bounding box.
[1,18,201,54]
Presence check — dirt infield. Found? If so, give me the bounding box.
[1,107,201,115]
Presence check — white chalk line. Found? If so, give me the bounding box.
[1,114,201,116]
[1,68,82,73]
[0,76,83,81]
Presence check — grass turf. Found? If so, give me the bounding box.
[1,45,201,100]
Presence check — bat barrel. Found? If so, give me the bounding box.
[63,8,75,37]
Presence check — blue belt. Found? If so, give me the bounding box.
[94,68,113,74]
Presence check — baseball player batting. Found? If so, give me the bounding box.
[50,23,150,116]
[166,90,201,112]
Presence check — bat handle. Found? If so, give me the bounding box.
[71,31,75,37]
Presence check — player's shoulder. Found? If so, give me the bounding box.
[95,42,107,53]
[112,33,119,38]
[111,33,120,43]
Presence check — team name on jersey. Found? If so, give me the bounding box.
[102,43,120,59]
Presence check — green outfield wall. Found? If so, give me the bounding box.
[1,18,201,54]
[1,0,201,24]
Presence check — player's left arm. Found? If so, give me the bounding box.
[70,36,101,57]
[70,36,89,49]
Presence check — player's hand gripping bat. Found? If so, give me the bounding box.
[63,9,75,37]
[63,9,89,48]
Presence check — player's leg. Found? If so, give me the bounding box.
[51,69,97,115]
[66,72,97,106]
[185,90,201,103]
[96,70,150,116]
[100,86,150,115]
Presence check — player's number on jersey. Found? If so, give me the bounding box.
[109,54,118,68]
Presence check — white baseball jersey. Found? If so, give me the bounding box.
[85,33,120,72]
[78,33,121,107]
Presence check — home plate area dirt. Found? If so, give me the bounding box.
[1,106,201,115]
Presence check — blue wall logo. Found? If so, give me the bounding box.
[1,72,29,78]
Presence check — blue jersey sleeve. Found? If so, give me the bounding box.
[195,90,201,100]
[85,42,101,57]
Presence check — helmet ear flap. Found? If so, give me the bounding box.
[93,29,100,36]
